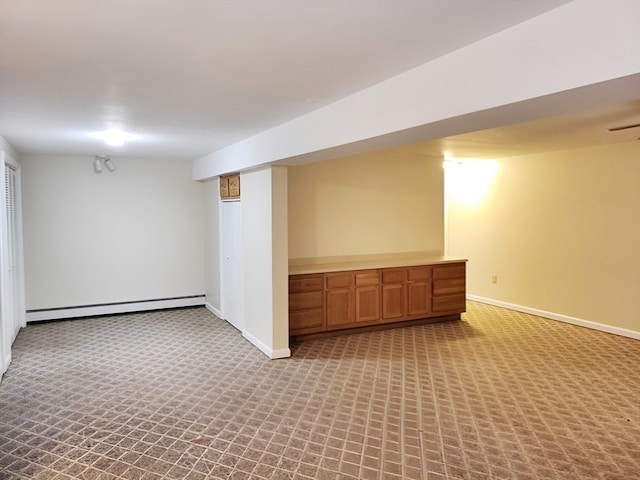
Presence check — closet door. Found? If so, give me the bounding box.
[1,153,25,376]
[221,199,243,331]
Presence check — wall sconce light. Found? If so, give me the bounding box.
[94,155,115,173]
[104,157,116,172]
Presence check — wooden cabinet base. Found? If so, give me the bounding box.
[289,261,466,340]
[290,313,461,342]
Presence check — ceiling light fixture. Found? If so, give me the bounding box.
[93,156,103,173]
[88,129,139,146]
[607,123,640,132]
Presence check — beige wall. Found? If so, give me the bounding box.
[447,141,640,334]
[288,149,444,259]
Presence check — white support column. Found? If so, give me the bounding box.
[241,166,290,359]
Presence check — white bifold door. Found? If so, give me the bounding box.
[1,152,25,378]
[221,200,243,331]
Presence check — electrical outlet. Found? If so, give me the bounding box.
[491,275,498,284]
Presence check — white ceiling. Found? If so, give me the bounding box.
[1,0,587,160]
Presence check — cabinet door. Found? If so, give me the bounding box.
[219,176,229,198]
[381,269,406,320]
[355,286,379,322]
[382,283,405,319]
[326,288,354,327]
[407,281,430,317]
[228,174,240,198]
[407,267,431,317]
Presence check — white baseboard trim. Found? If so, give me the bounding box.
[467,294,640,340]
[242,330,291,359]
[204,302,223,319]
[270,347,292,359]
[26,296,206,322]
[204,304,291,359]
[1,351,10,377]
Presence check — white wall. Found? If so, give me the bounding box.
[203,179,221,313]
[21,155,205,310]
[241,166,289,358]
[446,141,640,337]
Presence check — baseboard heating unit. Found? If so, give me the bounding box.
[26,295,206,322]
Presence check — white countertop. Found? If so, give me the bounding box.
[289,252,467,275]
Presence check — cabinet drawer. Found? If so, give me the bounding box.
[326,273,353,289]
[355,271,379,286]
[408,267,430,282]
[432,264,465,280]
[289,275,323,293]
[289,291,323,311]
[290,308,324,331]
[432,294,466,312]
[382,269,406,283]
[433,278,465,296]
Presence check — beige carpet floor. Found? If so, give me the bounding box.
[0,302,638,480]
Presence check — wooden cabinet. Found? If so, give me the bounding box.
[289,261,466,339]
[220,174,240,200]
[432,264,466,313]
[325,271,380,327]
[289,274,324,334]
